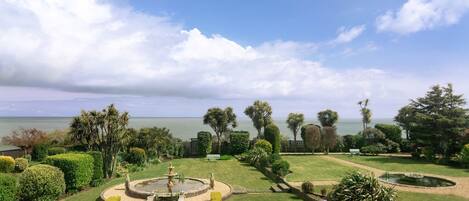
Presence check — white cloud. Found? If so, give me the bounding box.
[376,0,469,34]
[332,25,366,44]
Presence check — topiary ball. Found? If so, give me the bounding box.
[14,158,28,172]
[0,156,15,173]
[18,164,65,201]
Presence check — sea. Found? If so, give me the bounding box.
[0,117,394,140]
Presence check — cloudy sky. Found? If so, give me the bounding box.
[0,0,469,118]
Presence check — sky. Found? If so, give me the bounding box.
[0,0,469,118]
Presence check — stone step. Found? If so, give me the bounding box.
[270,185,282,193]
[277,183,290,191]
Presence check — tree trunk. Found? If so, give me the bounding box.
[217,134,222,154]
[257,128,262,139]
[293,133,297,153]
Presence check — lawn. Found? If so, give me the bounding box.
[229,193,301,201]
[63,158,274,201]
[332,155,469,177]
[283,155,365,181]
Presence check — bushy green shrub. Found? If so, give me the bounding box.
[361,128,386,145]
[45,153,94,191]
[361,144,385,155]
[126,147,146,165]
[32,144,48,161]
[14,158,28,172]
[272,159,290,177]
[88,151,104,186]
[246,147,268,166]
[0,173,17,201]
[375,124,402,143]
[197,131,212,156]
[457,144,469,167]
[264,124,281,154]
[0,156,15,173]
[48,147,66,156]
[422,146,435,161]
[301,181,314,194]
[254,139,273,154]
[385,139,400,153]
[328,171,396,201]
[230,131,250,155]
[269,153,282,164]
[19,164,65,201]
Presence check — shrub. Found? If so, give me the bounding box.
[422,146,435,161]
[0,156,15,173]
[254,139,273,154]
[18,164,65,201]
[269,153,282,164]
[0,173,17,201]
[14,158,28,172]
[301,181,314,194]
[272,160,290,177]
[361,144,385,155]
[126,147,146,166]
[45,153,94,191]
[457,144,469,167]
[246,147,268,166]
[375,124,402,144]
[197,131,212,156]
[361,128,386,145]
[48,147,66,156]
[411,147,422,159]
[328,171,396,201]
[88,151,104,186]
[385,139,400,153]
[264,124,281,154]
[31,143,48,161]
[106,196,121,201]
[230,131,250,155]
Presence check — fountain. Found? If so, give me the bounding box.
[379,172,456,188]
[166,162,177,195]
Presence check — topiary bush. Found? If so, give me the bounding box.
[31,143,48,161]
[14,158,28,172]
[197,131,212,156]
[254,139,273,154]
[126,147,146,166]
[48,147,66,156]
[264,124,281,154]
[88,151,104,186]
[301,181,314,194]
[0,156,15,173]
[328,171,396,201]
[230,131,250,155]
[45,153,94,191]
[272,159,290,177]
[18,164,65,201]
[0,173,17,201]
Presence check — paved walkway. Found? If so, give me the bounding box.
[320,155,469,198]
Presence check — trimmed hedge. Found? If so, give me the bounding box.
[197,131,212,156]
[88,151,104,186]
[0,156,15,173]
[230,131,250,155]
[14,158,28,172]
[48,147,66,156]
[254,139,273,154]
[45,153,94,191]
[0,173,17,201]
[19,164,65,201]
[126,147,146,166]
[264,124,281,154]
[32,144,48,161]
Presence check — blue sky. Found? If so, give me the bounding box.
[0,0,469,118]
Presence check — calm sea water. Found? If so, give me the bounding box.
[0,117,394,140]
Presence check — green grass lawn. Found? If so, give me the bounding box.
[332,155,469,177]
[283,155,365,182]
[63,158,274,201]
[229,193,301,201]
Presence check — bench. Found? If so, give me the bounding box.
[207,154,221,161]
[349,149,361,156]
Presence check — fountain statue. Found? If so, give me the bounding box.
[165,162,178,195]
[209,173,215,189]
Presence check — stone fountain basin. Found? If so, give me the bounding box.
[127,177,210,199]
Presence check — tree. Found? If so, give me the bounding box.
[322,126,337,154]
[264,124,281,154]
[394,105,416,140]
[286,113,304,152]
[2,128,48,154]
[375,124,402,144]
[124,127,176,159]
[69,104,129,178]
[317,109,339,127]
[358,99,372,131]
[302,124,322,153]
[361,128,386,146]
[406,84,469,159]
[244,100,273,138]
[203,107,237,153]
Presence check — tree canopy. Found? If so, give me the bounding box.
[203,107,237,153]
[286,113,304,152]
[358,99,372,131]
[244,100,273,138]
[317,109,339,127]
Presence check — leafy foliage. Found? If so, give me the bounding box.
[48,147,66,156]
[244,100,273,138]
[19,164,66,201]
[31,143,48,161]
[197,131,212,156]
[230,131,250,155]
[286,113,304,152]
[264,124,281,154]
[272,159,290,177]
[87,151,104,186]
[457,144,469,167]
[203,107,237,154]
[375,124,402,144]
[14,158,28,172]
[301,181,314,194]
[245,147,269,166]
[322,126,338,154]
[361,144,386,155]
[0,173,17,201]
[302,124,322,153]
[1,128,48,154]
[126,147,146,165]
[317,109,339,127]
[358,99,372,131]
[254,139,273,154]
[361,128,386,145]
[394,105,416,140]
[124,127,179,159]
[45,153,94,191]
[0,156,15,173]
[328,171,396,201]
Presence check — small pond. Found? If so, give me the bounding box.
[379,173,455,187]
[134,178,207,193]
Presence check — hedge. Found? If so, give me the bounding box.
[45,153,94,191]
[126,147,146,166]
[18,164,65,201]
[14,158,28,172]
[0,173,17,201]
[230,131,250,155]
[88,151,104,186]
[197,131,212,156]
[254,139,273,154]
[0,156,15,173]
[32,144,48,161]
[48,147,66,156]
[264,124,281,154]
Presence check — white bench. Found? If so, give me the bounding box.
[349,149,361,155]
[207,154,221,161]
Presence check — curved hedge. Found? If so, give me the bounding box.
[48,147,66,156]
[0,173,17,201]
[45,153,94,191]
[0,156,15,173]
[126,147,146,165]
[254,139,273,154]
[230,131,250,155]
[88,151,104,186]
[264,124,281,154]
[197,131,212,156]
[14,158,28,172]
[18,164,65,201]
